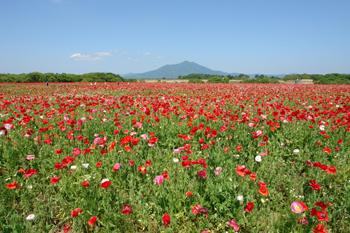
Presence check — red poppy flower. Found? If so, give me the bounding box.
[50,177,61,184]
[186,191,193,197]
[245,202,254,212]
[201,144,210,150]
[64,224,70,233]
[298,218,309,225]
[6,181,19,189]
[322,148,331,153]
[24,169,37,177]
[310,207,317,216]
[309,180,322,190]
[316,211,329,222]
[236,145,242,152]
[71,208,82,218]
[163,212,170,227]
[305,160,313,167]
[337,139,343,144]
[56,149,63,154]
[88,216,97,226]
[197,170,207,179]
[162,172,169,180]
[198,207,209,217]
[198,139,204,144]
[320,164,328,170]
[100,181,111,188]
[258,186,268,196]
[313,162,321,167]
[138,165,147,174]
[121,205,133,214]
[224,147,229,152]
[250,173,257,181]
[327,166,337,174]
[192,204,201,214]
[82,181,89,187]
[315,202,327,211]
[96,161,102,167]
[128,160,134,166]
[313,224,327,233]
[299,201,308,211]
[145,160,152,166]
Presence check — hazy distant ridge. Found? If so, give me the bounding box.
[124,61,294,79]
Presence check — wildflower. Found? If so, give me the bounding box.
[26,214,35,220]
[113,163,121,171]
[298,218,309,225]
[96,161,102,167]
[138,165,147,174]
[313,224,327,233]
[237,196,243,201]
[71,208,82,218]
[293,149,300,153]
[6,181,19,189]
[82,181,89,187]
[259,186,268,196]
[154,175,164,186]
[309,180,322,190]
[250,173,257,181]
[291,201,303,213]
[316,211,329,222]
[214,167,222,175]
[236,145,242,152]
[315,202,327,210]
[229,219,239,231]
[186,191,193,197]
[163,212,170,227]
[197,170,207,179]
[128,160,134,166]
[327,166,337,174]
[82,164,89,168]
[255,155,262,162]
[245,202,254,212]
[26,155,35,160]
[88,216,97,226]
[64,225,70,233]
[121,205,133,214]
[50,177,61,184]
[100,179,111,188]
[322,148,331,153]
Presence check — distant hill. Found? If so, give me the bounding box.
[123,61,297,79]
[125,61,227,79]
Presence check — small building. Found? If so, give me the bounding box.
[300,79,314,84]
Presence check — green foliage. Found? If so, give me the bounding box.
[207,76,229,83]
[240,78,280,84]
[283,73,350,85]
[188,78,205,83]
[0,72,132,83]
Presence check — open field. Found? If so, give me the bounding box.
[1,83,349,232]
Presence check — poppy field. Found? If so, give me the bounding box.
[1,83,350,232]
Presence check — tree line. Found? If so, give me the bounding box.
[283,73,350,85]
[0,72,138,83]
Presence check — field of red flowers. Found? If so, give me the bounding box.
[1,83,350,232]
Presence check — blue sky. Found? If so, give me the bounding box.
[1,0,349,75]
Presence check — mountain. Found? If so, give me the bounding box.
[125,61,227,79]
[123,61,297,79]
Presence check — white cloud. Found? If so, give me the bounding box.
[157,56,164,59]
[69,53,104,61]
[123,52,127,54]
[95,52,112,56]
[127,57,132,60]
[142,52,151,55]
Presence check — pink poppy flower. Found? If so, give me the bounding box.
[113,163,121,171]
[291,201,304,213]
[229,219,239,231]
[214,167,222,175]
[26,155,35,160]
[154,175,164,186]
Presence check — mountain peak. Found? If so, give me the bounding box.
[125,61,227,79]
